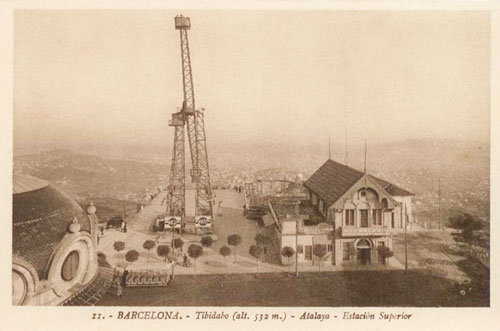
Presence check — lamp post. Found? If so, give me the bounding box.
[403,202,408,274]
[295,217,299,277]
[332,217,336,266]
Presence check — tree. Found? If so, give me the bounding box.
[281,246,295,274]
[125,250,139,265]
[173,238,184,252]
[157,245,171,262]
[219,246,231,274]
[377,245,394,270]
[447,211,479,234]
[143,240,156,261]
[249,245,263,273]
[201,235,213,248]
[227,234,242,262]
[462,221,481,253]
[313,244,327,272]
[187,244,203,275]
[447,212,482,252]
[113,241,125,259]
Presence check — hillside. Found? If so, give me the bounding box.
[13,138,490,229]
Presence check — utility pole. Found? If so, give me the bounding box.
[332,215,336,266]
[295,217,299,277]
[438,177,441,230]
[403,202,408,274]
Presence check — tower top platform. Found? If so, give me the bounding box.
[175,15,191,30]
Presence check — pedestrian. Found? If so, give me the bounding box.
[183,253,188,267]
[121,269,129,287]
[112,276,122,297]
[123,222,128,233]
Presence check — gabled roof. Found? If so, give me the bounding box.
[303,159,414,207]
[369,175,414,197]
[262,214,276,227]
[304,159,364,207]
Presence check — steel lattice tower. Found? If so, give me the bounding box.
[166,15,213,225]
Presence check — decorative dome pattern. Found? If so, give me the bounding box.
[13,175,90,279]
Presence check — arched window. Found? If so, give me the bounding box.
[381,198,388,209]
[356,239,372,249]
[358,188,379,202]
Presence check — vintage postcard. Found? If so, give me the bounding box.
[0,1,499,331]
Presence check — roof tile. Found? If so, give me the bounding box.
[304,159,414,206]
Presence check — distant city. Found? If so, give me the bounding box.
[13,138,490,232]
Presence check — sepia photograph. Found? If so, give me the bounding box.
[1,2,499,330]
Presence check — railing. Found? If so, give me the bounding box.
[341,226,389,237]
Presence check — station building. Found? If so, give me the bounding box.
[267,159,414,267]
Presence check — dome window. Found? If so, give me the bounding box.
[12,270,27,305]
[61,251,80,281]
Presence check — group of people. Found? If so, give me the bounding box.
[120,221,128,233]
[96,220,127,246]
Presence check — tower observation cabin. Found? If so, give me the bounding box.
[175,15,191,30]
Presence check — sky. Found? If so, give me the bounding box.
[13,10,490,154]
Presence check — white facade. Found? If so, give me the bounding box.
[271,173,413,267]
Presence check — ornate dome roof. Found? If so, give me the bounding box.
[13,174,49,194]
[13,174,90,279]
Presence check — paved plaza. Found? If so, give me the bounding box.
[98,189,403,275]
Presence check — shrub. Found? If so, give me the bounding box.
[313,244,327,271]
[143,240,156,261]
[447,212,481,233]
[219,246,231,273]
[227,234,242,262]
[125,250,139,264]
[201,235,213,248]
[113,241,125,258]
[377,245,394,270]
[249,245,263,273]
[173,238,184,251]
[187,244,204,275]
[157,245,171,262]
[281,246,295,273]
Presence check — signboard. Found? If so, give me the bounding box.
[164,216,181,229]
[195,216,211,228]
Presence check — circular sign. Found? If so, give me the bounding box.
[198,217,208,226]
[167,218,177,227]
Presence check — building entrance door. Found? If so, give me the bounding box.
[357,248,371,265]
[305,246,312,261]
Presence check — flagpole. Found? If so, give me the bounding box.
[344,113,348,166]
[328,134,331,160]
